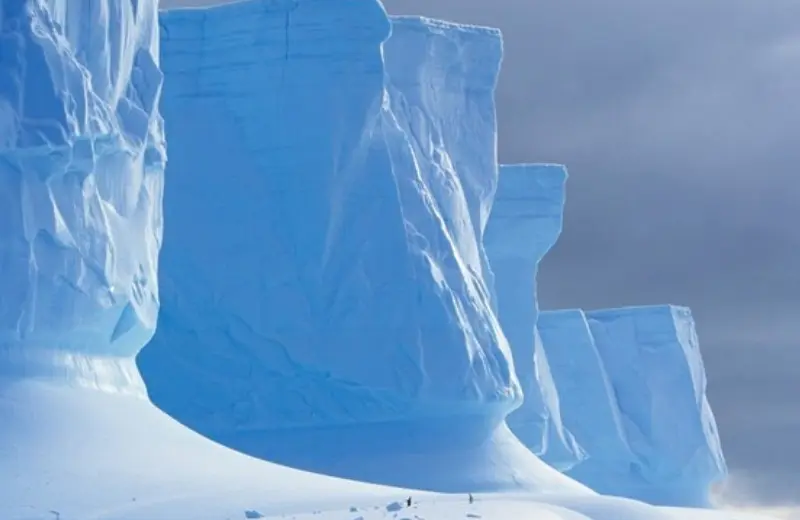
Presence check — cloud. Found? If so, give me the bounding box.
[713,472,800,517]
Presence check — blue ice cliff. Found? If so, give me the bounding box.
[0,0,165,386]
[137,5,579,493]
[0,5,463,517]
[484,165,727,505]
[483,164,584,469]
[537,307,728,506]
[0,0,727,510]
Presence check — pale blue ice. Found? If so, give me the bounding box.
[484,165,727,506]
[483,164,584,470]
[0,0,165,378]
[0,0,727,514]
[137,6,539,492]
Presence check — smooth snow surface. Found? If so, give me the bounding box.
[137,4,553,492]
[0,378,765,520]
[483,164,584,471]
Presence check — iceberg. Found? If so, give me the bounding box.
[483,166,726,505]
[543,306,727,506]
[535,309,637,485]
[0,0,165,378]
[137,5,581,493]
[0,0,442,516]
[483,164,584,469]
[0,0,740,516]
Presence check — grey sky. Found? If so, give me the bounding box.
[161,0,800,508]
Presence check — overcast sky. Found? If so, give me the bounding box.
[162,0,799,509]
[379,0,800,507]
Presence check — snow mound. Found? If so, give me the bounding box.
[138,6,579,493]
[539,306,727,506]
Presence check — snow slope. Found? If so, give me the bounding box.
[137,5,563,492]
[483,164,584,471]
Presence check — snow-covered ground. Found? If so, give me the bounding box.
[0,379,780,520]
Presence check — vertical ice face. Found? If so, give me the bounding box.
[537,310,639,485]
[381,16,518,411]
[139,3,517,454]
[483,163,583,469]
[583,305,727,506]
[384,16,501,285]
[0,0,165,385]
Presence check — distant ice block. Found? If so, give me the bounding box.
[136,6,572,493]
[536,309,635,471]
[483,164,584,470]
[584,305,727,505]
[0,0,165,386]
[484,164,726,506]
[537,306,727,506]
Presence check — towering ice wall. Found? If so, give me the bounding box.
[0,0,165,388]
[483,164,583,469]
[138,2,532,491]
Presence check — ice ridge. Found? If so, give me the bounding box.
[0,0,165,391]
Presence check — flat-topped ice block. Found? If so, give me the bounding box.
[0,0,165,388]
[538,305,727,506]
[483,164,584,470]
[136,6,563,492]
